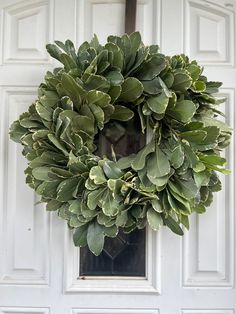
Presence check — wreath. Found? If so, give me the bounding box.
[9,32,232,256]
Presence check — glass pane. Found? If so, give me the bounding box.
[80,228,146,277]
[80,117,146,277]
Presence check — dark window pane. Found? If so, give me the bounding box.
[80,228,146,277]
[80,114,146,277]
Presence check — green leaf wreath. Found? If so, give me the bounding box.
[9,32,232,256]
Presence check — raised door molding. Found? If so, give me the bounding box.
[184,0,235,66]
[72,310,159,314]
[75,0,161,45]
[0,87,50,285]
[1,0,54,64]
[182,89,235,287]
[64,227,161,294]
[0,308,50,314]
[181,310,235,314]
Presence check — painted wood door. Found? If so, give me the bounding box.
[0,0,235,313]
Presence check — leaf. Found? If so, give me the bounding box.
[84,74,110,92]
[170,145,184,169]
[131,141,155,171]
[181,130,207,143]
[87,222,104,256]
[141,77,162,95]
[119,77,144,102]
[193,171,209,188]
[56,177,79,201]
[110,105,134,121]
[61,73,86,106]
[105,71,124,86]
[109,85,122,103]
[105,42,124,70]
[89,103,104,129]
[73,224,88,247]
[167,100,196,123]
[147,146,170,178]
[186,64,201,81]
[87,90,111,108]
[103,161,124,179]
[151,199,163,212]
[46,43,62,62]
[147,208,162,231]
[172,71,192,92]
[89,166,107,184]
[9,121,27,143]
[87,188,106,210]
[103,225,118,238]
[46,199,61,211]
[116,154,136,169]
[35,102,53,121]
[48,134,69,156]
[69,199,81,214]
[162,215,184,235]
[32,167,51,181]
[146,92,169,114]
[136,55,166,80]
[173,177,198,199]
[130,31,142,54]
[199,155,226,166]
[101,190,120,216]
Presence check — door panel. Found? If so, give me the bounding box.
[0,0,235,313]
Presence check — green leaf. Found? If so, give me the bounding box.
[147,146,170,178]
[105,71,124,86]
[87,188,106,210]
[167,100,196,123]
[35,102,53,121]
[130,31,142,54]
[162,215,184,235]
[186,64,201,81]
[89,103,104,129]
[110,105,134,121]
[191,80,206,92]
[181,130,207,143]
[9,121,27,143]
[170,145,184,169]
[105,42,124,70]
[119,77,144,102]
[46,43,62,62]
[147,208,162,231]
[146,92,169,114]
[103,225,118,238]
[56,177,79,201]
[87,222,105,256]
[173,177,198,199]
[131,141,155,171]
[32,167,51,181]
[116,154,136,169]
[151,199,163,212]
[61,73,86,106]
[172,71,192,92]
[46,199,61,211]
[87,90,111,108]
[101,190,120,216]
[48,134,69,156]
[103,161,124,179]
[108,86,122,103]
[84,74,110,92]
[89,166,107,185]
[136,55,166,80]
[199,154,226,166]
[73,224,88,247]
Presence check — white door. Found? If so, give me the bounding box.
[0,0,235,313]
